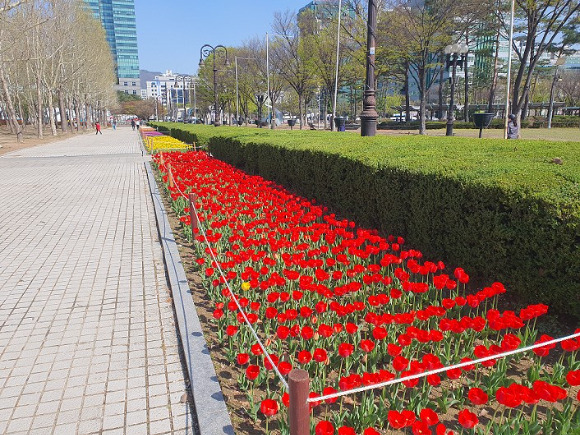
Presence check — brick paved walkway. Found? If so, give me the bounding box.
[0,127,194,434]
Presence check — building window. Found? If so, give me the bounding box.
[132,90,137,95]
[123,82,128,86]
[132,82,136,86]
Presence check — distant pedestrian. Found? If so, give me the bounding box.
[95,122,102,135]
[112,119,117,130]
[135,119,140,130]
[507,114,519,139]
[131,119,136,130]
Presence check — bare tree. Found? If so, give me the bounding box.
[507,0,580,120]
[271,11,314,129]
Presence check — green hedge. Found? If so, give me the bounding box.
[378,118,532,130]
[150,122,580,319]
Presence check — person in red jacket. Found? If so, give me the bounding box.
[95,122,102,135]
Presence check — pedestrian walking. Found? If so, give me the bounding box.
[507,114,519,139]
[135,119,140,130]
[112,119,117,130]
[131,119,136,130]
[95,122,102,135]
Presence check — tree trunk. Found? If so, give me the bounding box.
[83,97,88,130]
[16,94,26,132]
[405,62,410,124]
[68,98,75,132]
[270,98,276,129]
[48,92,57,136]
[298,93,304,130]
[36,74,43,138]
[487,26,501,113]
[0,62,23,142]
[464,35,469,122]
[58,87,67,133]
[419,65,427,135]
[438,55,444,120]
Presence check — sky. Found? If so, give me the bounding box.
[135,0,310,75]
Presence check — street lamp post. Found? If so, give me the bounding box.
[199,44,229,126]
[444,43,469,137]
[360,0,378,136]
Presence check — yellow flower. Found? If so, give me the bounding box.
[241,282,251,291]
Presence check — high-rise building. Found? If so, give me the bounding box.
[84,0,140,95]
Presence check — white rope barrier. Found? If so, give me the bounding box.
[163,159,290,391]
[308,332,580,403]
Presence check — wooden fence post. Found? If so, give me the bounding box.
[167,163,174,188]
[188,193,198,232]
[289,369,309,435]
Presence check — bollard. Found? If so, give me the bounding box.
[289,369,309,435]
[188,193,198,232]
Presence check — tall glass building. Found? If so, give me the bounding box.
[84,0,140,95]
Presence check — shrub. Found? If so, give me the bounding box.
[150,123,580,319]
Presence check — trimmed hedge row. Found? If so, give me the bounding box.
[378,119,531,130]
[149,122,580,319]
[378,116,580,130]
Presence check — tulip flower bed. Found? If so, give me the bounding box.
[141,131,192,152]
[153,149,579,435]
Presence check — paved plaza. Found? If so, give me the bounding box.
[0,127,194,434]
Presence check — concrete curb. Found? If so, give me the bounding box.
[144,160,235,435]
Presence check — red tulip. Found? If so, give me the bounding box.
[436,424,454,435]
[412,420,432,435]
[360,339,375,353]
[388,410,406,429]
[468,387,489,405]
[496,386,522,408]
[372,326,387,340]
[426,374,441,386]
[338,427,356,435]
[315,420,335,435]
[420,408,439,426]
[313,348,328,363]
[281,392,290,407]
[338,343,354,358]
[387,343,402,357]
[533,334,556,356]
[245,365,260,380]
[533,380,567,402]
[457,409,478,429]
[393,355,409,371]
[225,325,238,336]
[297,350,312,364]
[263,354,279,370]
[322,387,338,404]
[278,361,292,376]
[566,370,580,386]
[345,322,358,334]
[363,429,381,435]
[236,353,249,365]
[260,398,278,417]
[250,343,263,356]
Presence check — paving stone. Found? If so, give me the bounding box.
[0,128,190,434]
